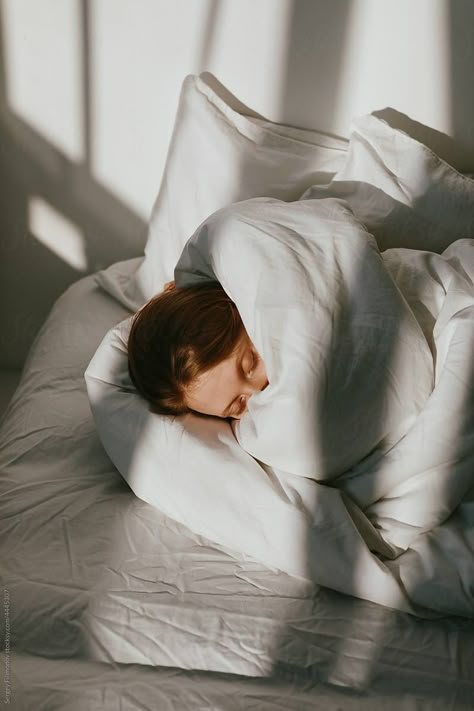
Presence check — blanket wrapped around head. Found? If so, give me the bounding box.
[174,197,434,482]
[88,192,474,616]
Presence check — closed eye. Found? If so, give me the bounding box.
[229,394,248,419]
[247,350,257,377]
[235,395,247,416]
[226,349,258,419]
[234,352,258,416]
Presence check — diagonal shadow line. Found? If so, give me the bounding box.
[1,2,472,704]
[0,1,147,275]
[277,0,352,131]
[446,0,474,509]
[268,0,401,690]
[196,0,221,72]
[371,107,472,174]
[0,1,149,663]
[389,0,474,621]
[448,0,474,173]
[373,1,474,175]
[81,0,93,169]
[268,0,474,694]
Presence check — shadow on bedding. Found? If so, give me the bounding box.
[2,3,474,708]
[264,0,474,698]
[0,1,147,368]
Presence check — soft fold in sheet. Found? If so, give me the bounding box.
[1,261,474,710]
[2,97,474,706]
[175,197,434,479]
[173,196,474,616]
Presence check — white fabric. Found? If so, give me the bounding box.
[85,209,474,618]
[356,243,474,551]
[173,197,474,557]
[302,114,474,253]
[174,197,434,480]
[86,307,409,613]
[99,74,348,313]
[2,93,474,709]
[85,110,474,618]
[3,268,474,708]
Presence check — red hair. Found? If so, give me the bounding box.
[127,281,245,416]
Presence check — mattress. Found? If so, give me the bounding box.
[1,260,473,710]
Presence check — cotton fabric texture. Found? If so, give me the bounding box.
[86,74,474,617]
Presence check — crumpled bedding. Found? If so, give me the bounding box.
[2,98,474,706]
[341,240,474,550]
[1,259,474,710]
[173,195,474,615]
[176,196,435,479]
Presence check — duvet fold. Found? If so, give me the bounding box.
[174,197,474,559]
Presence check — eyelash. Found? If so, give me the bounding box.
[247,351,257,378]
[232,352,257,417]
[235,396,247,416]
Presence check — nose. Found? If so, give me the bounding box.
[237,377,269,418]
[245,375,268,395]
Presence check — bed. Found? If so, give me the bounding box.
[1,75,473,710]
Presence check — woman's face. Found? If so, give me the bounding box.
[184,330,269,420]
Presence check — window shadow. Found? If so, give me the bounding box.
[2,1,474,706]
[448,0,474,172]
[0,0,147,368]
[265,0,474,698]
[277,0,352,131]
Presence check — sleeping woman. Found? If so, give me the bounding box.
[124,201,473,576]
[127,280,269,421]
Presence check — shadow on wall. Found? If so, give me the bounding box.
[372,107,474,175]
[1,0,474,703]
[2,0,474,370]
[169,63,474,699]
[0,0,147,370]
[372,0,474,174]
[449,0,474,173]
[267,0,474,695]
[278,0,352,133]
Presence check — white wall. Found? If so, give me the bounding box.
[1,0,473,370]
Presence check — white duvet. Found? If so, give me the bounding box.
[171,194,474,615]
[176,196,435,482]
[3,258,474,708]
[86,111,474,619]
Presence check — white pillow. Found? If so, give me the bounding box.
[302,114,474,253]
[84,312,406,610]
[94,73,348,313]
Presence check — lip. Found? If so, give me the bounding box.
[261,378,269,391]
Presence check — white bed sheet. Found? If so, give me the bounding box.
[1,263,474,710]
